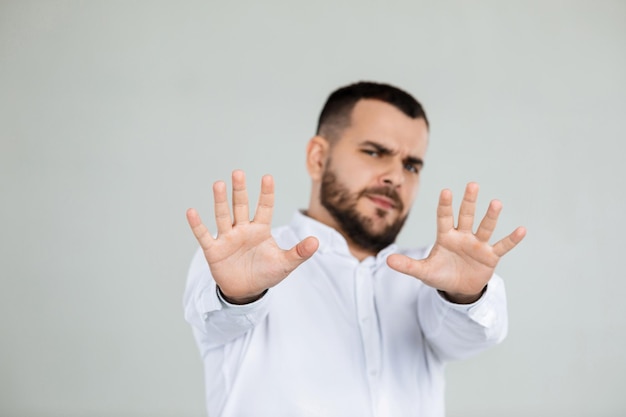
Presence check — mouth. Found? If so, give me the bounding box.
[365,194,397,211]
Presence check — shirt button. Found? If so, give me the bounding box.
[369,370,378,377]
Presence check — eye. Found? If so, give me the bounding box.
[404,163,420,174]
[362,149,380,158]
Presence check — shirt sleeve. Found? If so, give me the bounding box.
[417,273,508,361]
[183,248,271,350]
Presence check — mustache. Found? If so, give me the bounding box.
[360,186,404,211]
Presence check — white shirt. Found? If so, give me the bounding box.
[184,211,508,417]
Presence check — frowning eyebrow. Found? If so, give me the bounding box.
[359,140,424,168]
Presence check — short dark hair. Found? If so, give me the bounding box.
[316,81,429,142]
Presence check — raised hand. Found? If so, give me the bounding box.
[387,182,526,304]
[186,170,319,304]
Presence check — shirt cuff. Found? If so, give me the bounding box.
[433,275,505,328]
[215,287,271,316]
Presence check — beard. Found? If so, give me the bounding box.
[320,165,408,253]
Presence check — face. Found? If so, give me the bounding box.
[312,99,429,253]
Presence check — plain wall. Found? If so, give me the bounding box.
[1,1,625,416]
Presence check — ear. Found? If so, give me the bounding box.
[306,136,330,181]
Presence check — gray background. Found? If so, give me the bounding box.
[1,1,624,416]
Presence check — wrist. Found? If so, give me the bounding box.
[218,287,267,305]
[440,286,487,305]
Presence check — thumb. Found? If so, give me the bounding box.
[284,236,319,269]
[387,253,426,279]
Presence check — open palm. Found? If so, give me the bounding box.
[387,183,526,304]
[187,170,318,304]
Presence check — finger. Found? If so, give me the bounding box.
[387,253,427,280]
[283,236,319,271]
[493,226,527,257]
[186,208,215,250]
[231,169,250,225]
[253,175,275,225]
[436,189,455,234]
[457,182,479,232]
[213,180,232,234]
[475,199,503,242]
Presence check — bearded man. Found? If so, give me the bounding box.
[184,81,526,417]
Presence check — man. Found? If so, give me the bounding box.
[184,81,526,417]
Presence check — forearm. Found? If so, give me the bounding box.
[183,249,270,349]
[418,274,508,361]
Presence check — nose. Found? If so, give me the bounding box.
[380,161,404,187]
